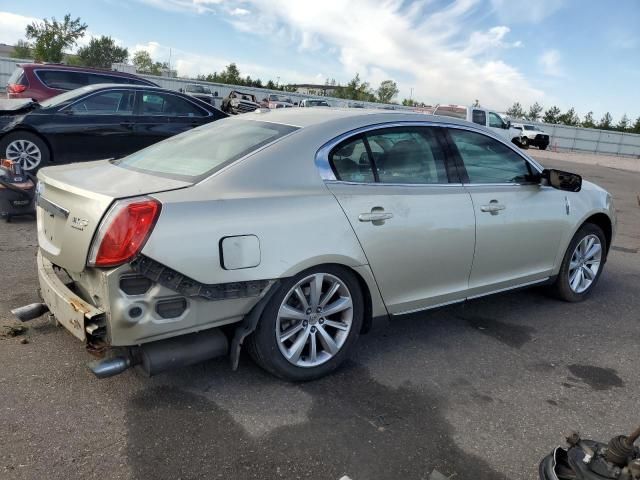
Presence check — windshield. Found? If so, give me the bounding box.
[524,125,537,131]
[188,85,211,94]
[115,119,299,181]
[39,86,95,108]
[307,100,329,107]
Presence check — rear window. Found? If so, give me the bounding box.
[115,119,298,181]
[435,105,467,119]
[8,67,28,87]
[36,70,87,90]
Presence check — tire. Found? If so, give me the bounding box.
[248,265,364,381]
[519,136,529,149]
[0,131,51,172]
[539,144,548,150]
[550,223,607,302]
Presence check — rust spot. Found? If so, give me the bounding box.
[69,299,90,315]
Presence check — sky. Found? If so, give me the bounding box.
[1,0,638,121]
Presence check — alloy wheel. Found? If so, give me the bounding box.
[275,273,354,368]
[568,234,602,294]
[5,139,42,171]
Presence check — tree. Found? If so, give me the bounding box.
[542,106,561,124]
[557,107,579,126]
[598,112,613,130]
[616,114,630,132]
[525,102,543,121]
[11,40,32,59]
[631,117,640,134]
[77,36,128,69]
[265,80,276,90]
[582,111,595,129]
[402,98,417,106]
[376,80,398,103]
[219,63,242,85]
[133,50,154,73]
[25,14,87,62]
[505,102,525,119]
[334,74,375,102]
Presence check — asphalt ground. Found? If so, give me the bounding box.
[1,153,638,480]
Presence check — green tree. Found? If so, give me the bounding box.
[132,50,154,73]
[402,98,417,106]
[598,112,613,130]
[219,63,242,85]
[631,116,640,134]
[542,106,561,124]
[265,80,276,90]
[77,36,128,69]
[334,74,375,102]
[25,14,87,63]
[376,80,399,103]
[616,114,630,132]
[11,40,32,59]
[582,111,595,128]
[525,102,543,121]
[505,102,525,119]
[557,107,579,126]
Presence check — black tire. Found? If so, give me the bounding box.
[0,131,51,172]
[520,136,529,149]
[248,265,364,381]
[539,144,548,150]
[549,223,607,302]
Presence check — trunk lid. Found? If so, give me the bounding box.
[36,160,191,273]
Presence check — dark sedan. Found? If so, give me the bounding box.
[0,84,227,171]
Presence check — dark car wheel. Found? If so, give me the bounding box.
[0,131,51,172]
[550,223,606,302]
[519,136,529,149]
[248,265,364,381]
[539,144,548,150]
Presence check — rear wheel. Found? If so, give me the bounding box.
[0,131,50,172]
[539,144,548,150]
[519,136,529,149]
[248,265,363,381]
[550,224,606,302]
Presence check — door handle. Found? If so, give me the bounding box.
[359,208,393,224]
[480,200,506,215]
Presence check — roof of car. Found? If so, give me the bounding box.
[242,107,476,129]
[18,63,148,79]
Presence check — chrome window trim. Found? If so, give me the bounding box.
[314,120,543,185]
[34,68,154,89]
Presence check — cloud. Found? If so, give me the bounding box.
[489,0,566,24]
[538,49,564,77]
[0,11,38,45]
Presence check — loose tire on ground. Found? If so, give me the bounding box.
[248,265,364,381]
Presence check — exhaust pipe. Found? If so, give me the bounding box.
[87,328,228,379]
[11,303,49,322]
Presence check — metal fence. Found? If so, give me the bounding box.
[2,56,639,158]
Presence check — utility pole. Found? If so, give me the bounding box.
[410,87,413,101]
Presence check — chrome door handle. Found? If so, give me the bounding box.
[358,212,394,222]
[480,201,506,214]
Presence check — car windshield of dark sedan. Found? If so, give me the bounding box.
[115,119,298,181]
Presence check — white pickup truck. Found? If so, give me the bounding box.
[433,105,522,145]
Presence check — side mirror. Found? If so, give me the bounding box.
[504,120,511,129]
[542,169,582,192]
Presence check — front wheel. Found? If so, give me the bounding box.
[550,224,606,302]
[0,131,51,172]
[519,136,529,149]
[248,265,364,381]
[539,144,548,150]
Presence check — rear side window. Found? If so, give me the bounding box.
[472,110,486,125]
[329,127,449,185]
[86,73,130,85]
[140,92,206,117]
[435,106,466,119]
[116,119,298,181]
[36,70,87,90]
[448,129,533,184]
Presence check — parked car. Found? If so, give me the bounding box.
[220,90,260,114]
[15,109,615,382]
[511,122,550,149]
[0,84,226,171]
[267,94,295,109]
[434,104,521,144]
[299,99,330,107]
[6,63,158,102]
[180,83,217,106]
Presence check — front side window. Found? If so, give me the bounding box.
[140,92,206,117]
[472,110,486,126]
[68,90,135,115]
[488,112,505,128]
[116,119,298,181]
[329,127,449,185]
[448,129,533,184]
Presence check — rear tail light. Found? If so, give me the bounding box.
[7,83,27,94]
[88,197,161,267]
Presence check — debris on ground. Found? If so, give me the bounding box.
[0,324,27,338]
[20,337,29,344]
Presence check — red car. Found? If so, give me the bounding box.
[6,63,158,102]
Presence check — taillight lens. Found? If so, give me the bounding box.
[7,83,27,94]
[88,197,161,267]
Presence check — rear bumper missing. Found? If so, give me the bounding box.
[36,250,105,341]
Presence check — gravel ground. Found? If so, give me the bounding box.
[0,154,638,480]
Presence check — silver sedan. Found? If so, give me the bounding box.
[17,108,615,381]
